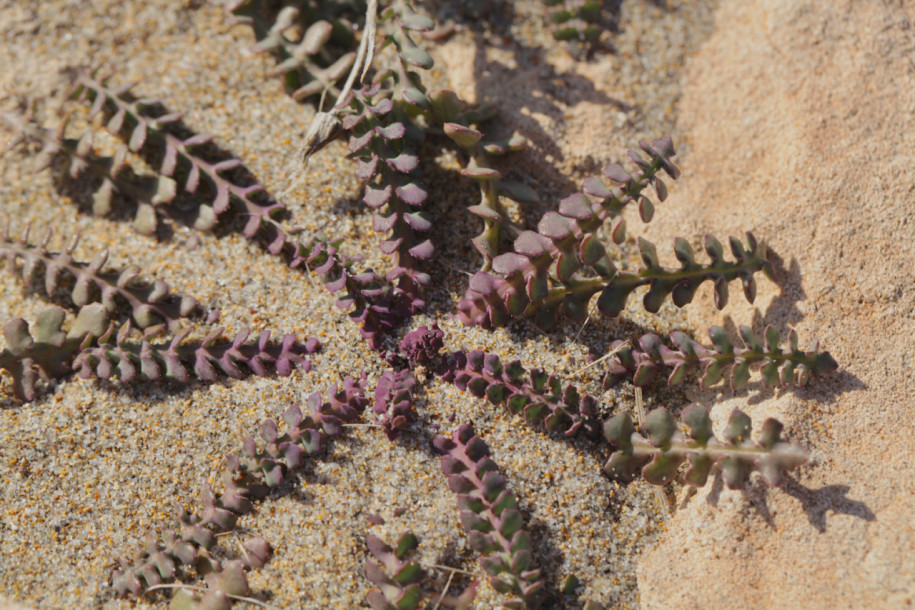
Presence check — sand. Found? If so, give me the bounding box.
[2,0,910,609]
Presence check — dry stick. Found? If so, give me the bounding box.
[426,564,475,576]
[431,568,456,610]
[143,584,274,609]
[337,0,378,100]
[446,263,474,277]
[280,0,379,198]
[573,300,597,343]
[429,563,477,610]
[237,539,261,567]
[571,340,631,376]
[634,386,645,426]
[290,0,378,174]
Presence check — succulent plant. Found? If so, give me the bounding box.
[10,68,422,352]
[365,532,424,610]
[601,324,839,390]
[365,531,478,610]
[459,230,772,330]
[441,350,601,438]
[372,368,417,439]
[0,222,316,395]
[346,77,433,300]
[433,424,545,608]
[73,322,318,385]
[396,322,444,368]
[456,138,738,330]
[0,3,847,609]
[326,0,441,313]
[167,552,266,610]
[299,234,408,350]
[602,405,809,488]
[432,88,536,268]
[0,304,107,401]
[343,0,436,310]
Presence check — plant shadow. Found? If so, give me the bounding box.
[781,477,877,533]
[694,473,876,534]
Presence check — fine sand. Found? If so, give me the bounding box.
[1,1,912,609]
